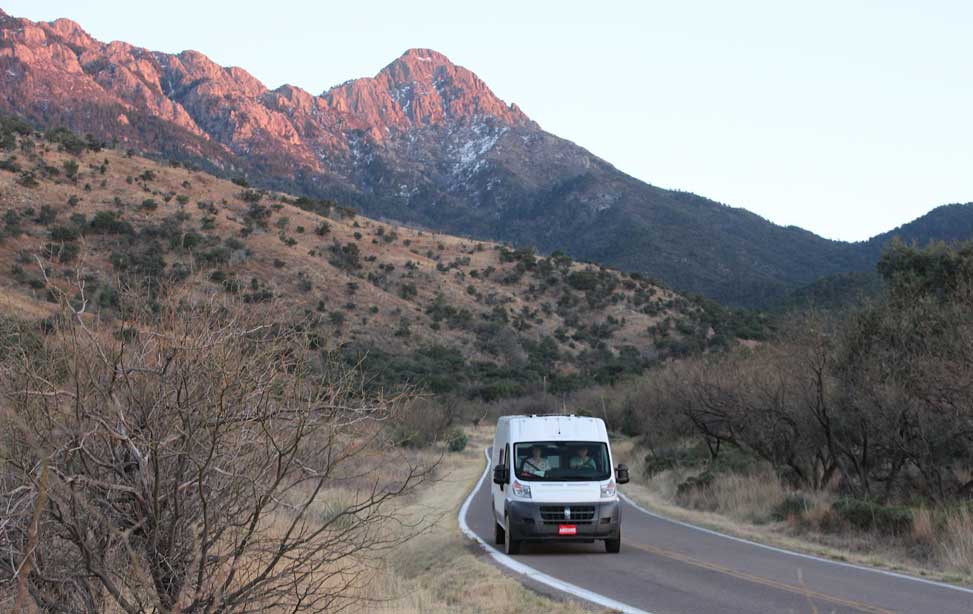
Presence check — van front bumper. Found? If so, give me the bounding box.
[506,500,621,542]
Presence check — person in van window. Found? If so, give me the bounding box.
[570,446,597,471]
[520,445,550,477]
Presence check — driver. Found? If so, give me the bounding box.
[570,446,597,470]
[520,445,550,477]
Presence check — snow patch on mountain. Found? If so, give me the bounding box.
[449,118,506,179]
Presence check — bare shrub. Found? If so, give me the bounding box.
[0,281,433,613]
[389,396,459,448]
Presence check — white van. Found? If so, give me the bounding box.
[490,414,629,554]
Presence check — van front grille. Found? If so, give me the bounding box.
[539,505,596,524]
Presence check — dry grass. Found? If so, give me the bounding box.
[677,469,788,523]
[355,426,601,613]
[940,508,973,574]
[911,507,936,547]
[184,426,599,614]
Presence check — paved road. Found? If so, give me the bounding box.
[465,450,973,614]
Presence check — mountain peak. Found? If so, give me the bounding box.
[323,47,532,132]
[396,47,453,66]
[42,16,94,47]
[49,17,85,35]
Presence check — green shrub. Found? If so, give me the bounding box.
[47,241,80,263]
[329,242,361,270]
[399,282,418,300]
[18,171,39,188]
[34,205,58,225]
[566,270,600,291]
[644,453,677,477]
[447,429,469,453]
[89,211,133,235]
[62,159,79,179]
[45,126,87,155]
[0,156,21,172]
[831,498,913,535]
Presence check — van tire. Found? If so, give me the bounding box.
[504,515,520,555]
[494,521,505,545]
[605,536,621,553]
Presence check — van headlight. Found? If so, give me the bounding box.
[600,480,616,499]
[512,480,531,498]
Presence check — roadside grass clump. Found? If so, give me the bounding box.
[676,468,788,523]
[668,443,769,517]
[311,491,360,532]
[771,493,813,522]
[940,506,973,572]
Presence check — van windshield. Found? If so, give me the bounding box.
[513,441,611,482]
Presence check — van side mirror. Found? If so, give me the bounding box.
[493,465,509,486]
[615,464,630,485]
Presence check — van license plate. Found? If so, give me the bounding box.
[558,524,577,536]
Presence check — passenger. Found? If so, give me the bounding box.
[520,445,550,477]
[570,446,597,471]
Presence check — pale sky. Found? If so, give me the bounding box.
[5,1,972,241]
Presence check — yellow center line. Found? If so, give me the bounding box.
[628,542,896,614]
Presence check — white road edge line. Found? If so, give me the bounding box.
[459,447,652,614]
[619,493,973,595]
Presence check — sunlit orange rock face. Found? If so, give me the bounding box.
[0,10,531,177]
[325,48,531,134]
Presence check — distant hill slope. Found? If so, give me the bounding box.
[775,271,885,313]
[859,203,973,259]
[1,10,970,307]
[772,203,973,312]
[0,122,763,398]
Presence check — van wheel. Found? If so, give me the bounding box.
[605,536,621,553]
[504,515,520,555]
[494,521,505,545]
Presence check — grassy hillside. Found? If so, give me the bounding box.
[0,119,762,399]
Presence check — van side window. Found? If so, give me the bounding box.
[504,444,510,468]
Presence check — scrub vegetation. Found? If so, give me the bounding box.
[0,120,762,405]
[569,241,973,581]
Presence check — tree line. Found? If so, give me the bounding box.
[635,240,973,503]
